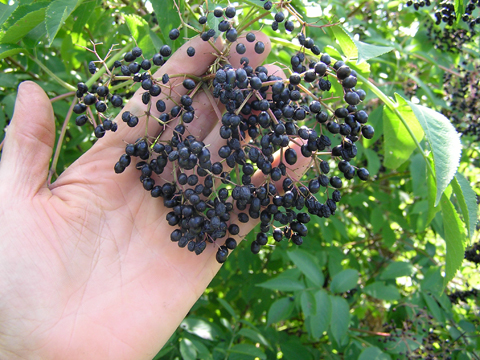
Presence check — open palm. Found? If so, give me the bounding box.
[0,33,310,360]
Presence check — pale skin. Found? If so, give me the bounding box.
[0,32,310,359]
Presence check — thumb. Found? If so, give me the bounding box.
[0,81,55,196]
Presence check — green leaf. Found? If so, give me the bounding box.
[407,100,462,206]
[45,0,80,46]
[0,2,18,28]
[151,0,183,47]
[426,156,441,225]
[180,318,219,341]
[188,338,213,360]
[421,292,445,324]
[288,249,324,287]
[281,339,314,360]
[451,172,478,240]
[330,269,359,294]
[383,95,424,169]
[0,44,25,60]
[179,338,197,360]
[267,297,295,325]
[331,25,393,64]
[0,2,48,44]
[124,14,157,59]
[358,347,391,360]
[329,295,349,345]
[364,148,381,176]
[331,25,357,59]
[380,262,414,280]
[300,290,316,317]
[207,1,222,41]
[71,0,96,34]
[455,0,465,23]
[256,277,305,292]
[440,192,467,286]
[353,39,394,64]
[218,298,238,321]
[237,328,270,348]
[309,289,331,338]
[364,282,400,301]
[421,267,444,293]
[229,344,266,359]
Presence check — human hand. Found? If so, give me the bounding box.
[0,32,309,360]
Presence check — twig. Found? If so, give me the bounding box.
[48,99,76,185]
[50,92,76,103]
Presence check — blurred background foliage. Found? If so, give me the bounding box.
[0,0,479,359]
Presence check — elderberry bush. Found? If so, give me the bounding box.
[72,1,376,263]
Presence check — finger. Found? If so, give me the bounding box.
[0,81,55,196]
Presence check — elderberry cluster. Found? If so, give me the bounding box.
[73,1,375,263]
[448,287,479,303]
[406,0,480,51]
[379,310,455,359]
[464,241,480,264]
[442,61,480,139]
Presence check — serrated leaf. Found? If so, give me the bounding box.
[309,289,331,338]
[288,249,324,287]
[331,25,393,64]
[0,44,25,60]
[330,269,359,294]
[329,295,349,345]
[124,14,157,59]
[353,39,394,64]
[256,277,305,292]
[45,0,80,46]
[358,347,391,360]
[407,100,462,206]
[0,3,18,28]
[383,94,424,169]
[237,328,270,348]
[380,262,414,280]
[179,338,197,360]
[440,193,467,286]
[0,2,48,44]
[331,25,357,59]
[451,172,478,240]
[267,297,295,326]
[229,344,266,359]
[364,282,400,301]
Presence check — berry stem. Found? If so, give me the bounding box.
[50,92,76,103]
[237,11,271,34]
[48,99,76,185]
[84,42,135,88]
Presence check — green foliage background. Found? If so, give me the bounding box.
[0,0,479,359]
